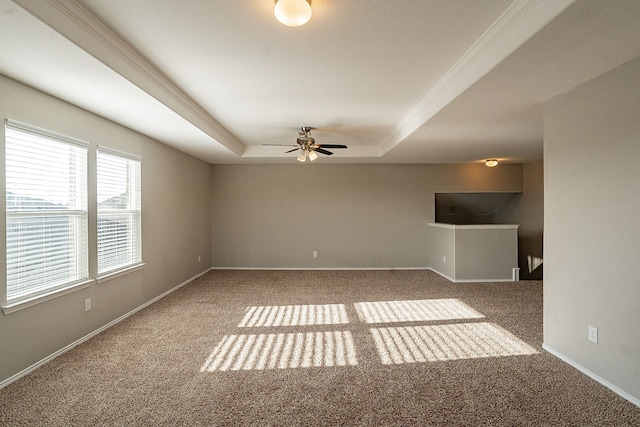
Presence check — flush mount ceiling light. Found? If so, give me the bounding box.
[274,0,312,27]
[485,159,499,168]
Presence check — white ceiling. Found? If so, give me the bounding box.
[1,0,640,164]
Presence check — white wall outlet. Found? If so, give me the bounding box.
[198,255,201,262]
[313,251,318,258]
[85,298,91,312]
[443,256,446,263]
[588,325,598,343]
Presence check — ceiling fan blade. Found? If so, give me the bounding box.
[285,148,300,153]
[317,144,347,149]
[314,147,334,156]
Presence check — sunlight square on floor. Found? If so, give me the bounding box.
[200,331,358,372]
[238,304,349,327]
[354,299,484,324]
[370,322,538,364]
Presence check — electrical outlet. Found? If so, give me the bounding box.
[85,298,91,312]
[198,255,201,262]
[588,325,598,343]
[313,251,318,258]
[443,256,446,263]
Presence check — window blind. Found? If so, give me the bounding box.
[5,120,88,302]
[97,148,141,275]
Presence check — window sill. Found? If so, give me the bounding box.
[2,280,95,315]
[97,263,145,284]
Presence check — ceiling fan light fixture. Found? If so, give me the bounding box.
[485,159,499,168]
[274,0,312,27]
[308,150,318,161]
[297,150,307,162]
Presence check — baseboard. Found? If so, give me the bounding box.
[542,343,640,408]
[210,267,515,282]
[428,267,456,282]
[0,267,212,390]
[211,266,431,271]
[428,267,517,283]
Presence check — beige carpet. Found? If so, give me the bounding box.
[1,270,639,426]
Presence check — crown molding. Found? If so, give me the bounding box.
[13,0,245,156]
[380,0,577,155]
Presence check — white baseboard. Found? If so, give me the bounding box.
[542,343,640,408]
[428,267,456,282]
[428,267,515,283]
[210,267,518,283]
[210,266,431,271]
[0,267,212,390]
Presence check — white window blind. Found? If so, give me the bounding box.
[5,120,88,303]
[97,148,141,275]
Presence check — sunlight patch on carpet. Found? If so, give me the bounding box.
[238,304,349,327]
[354,299,484,324]
[201,331,358,372]
[370,322,538,364]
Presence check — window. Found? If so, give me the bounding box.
[5,120,88,303]
[97,148,141,276]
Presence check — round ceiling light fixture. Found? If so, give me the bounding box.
[274,0,312,27]
[485,159,499,168]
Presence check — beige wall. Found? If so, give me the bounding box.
[455,227,518,281]
[428,224,456,279]
[0,75,212,385]
[544,56,640,403]
[429,224,518,282]
[211,163,523,268]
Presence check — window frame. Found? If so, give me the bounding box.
[1,122,145,315]
[3,119,92,311]
[96,146,143,280]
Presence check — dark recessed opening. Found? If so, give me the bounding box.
[435,192,521,225]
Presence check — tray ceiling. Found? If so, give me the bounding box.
[1,0,639,164]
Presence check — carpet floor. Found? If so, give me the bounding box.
[1,269,639,426]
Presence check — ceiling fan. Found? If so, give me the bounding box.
[265,126,348,162]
